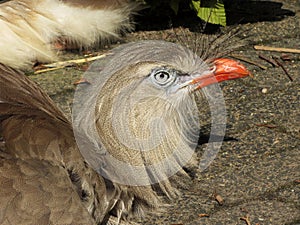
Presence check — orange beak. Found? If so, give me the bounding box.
[192,58,251,90]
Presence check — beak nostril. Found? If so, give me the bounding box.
[210,65,217,73]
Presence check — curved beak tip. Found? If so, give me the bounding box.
[213,58,251,79]
[193,58,252,90]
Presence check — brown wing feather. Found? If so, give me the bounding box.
[0,154,96,225]
[0,65,112,224]
[0,64,67,122]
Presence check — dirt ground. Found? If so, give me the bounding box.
[29,1,299,224]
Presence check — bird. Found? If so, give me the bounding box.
[0,38,250,224]
[0,0,137,70]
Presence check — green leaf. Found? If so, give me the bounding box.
[191,0,226,26]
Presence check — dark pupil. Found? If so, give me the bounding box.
[157,72,169,80]
[160,73,166,78]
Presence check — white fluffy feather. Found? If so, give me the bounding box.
[0,0,135,69]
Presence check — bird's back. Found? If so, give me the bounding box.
[0,64,111,224]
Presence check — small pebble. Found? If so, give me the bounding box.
[262,88,268,93]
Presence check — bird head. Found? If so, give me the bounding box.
[73,40,250,186]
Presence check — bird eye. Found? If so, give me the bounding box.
[150,68,176,87]
[154,71,170,83]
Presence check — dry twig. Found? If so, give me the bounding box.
[34,54,108,74]
[213,190,224,206]
[34,66,65,74]
[73,78,91,85]
[254,45,300,54]
[230,54,267,70]
[240,214,251,225]
[44,54,107,68]
[272,56,294,81]
[258,54,278,67]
